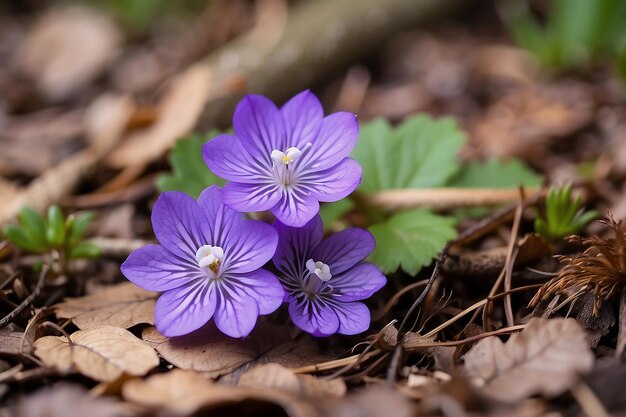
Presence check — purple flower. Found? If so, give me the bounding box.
[121,186,284,338]
[202,90,362,227]
[272,215,386,336]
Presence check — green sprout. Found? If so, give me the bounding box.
[534,184,598,241]
[3,206,100,260]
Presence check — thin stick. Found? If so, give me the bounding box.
[374,279,429,321]
[368,187,540,211]
[404,324,526,350]
[290,349,382,374]
[570,381,611,417]
[503,193,524,327]
[0,265,48,328]
[422,284,543,340]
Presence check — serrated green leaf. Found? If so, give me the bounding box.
[450,159,542,188]
[352,116,465,193]
[69,241,101,259]
[369,210,457,275]
[46,206,66,247]
[156,132,225,198]
[18,207,47,250]
[3,224,46,253]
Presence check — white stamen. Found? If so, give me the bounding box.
[195,245,224,271]
[306,259,332,282]
[271,146,302,166]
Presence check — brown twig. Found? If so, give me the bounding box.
[367,187,541,211]
[0,265,48,328]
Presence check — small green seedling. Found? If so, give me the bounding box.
[3,206,100,260]
[534,184,598,241]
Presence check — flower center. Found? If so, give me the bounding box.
[306,259,332,282]
[195,245,224,275]
[271,147,302,166]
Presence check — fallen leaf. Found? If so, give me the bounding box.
[122,369,318,417]
[0,324,24,356]
[54,282,157,329]
[122,369,228,415]
[239,363,346,398]
[463,318,594,403]
[14,384,127,417]
[319,386,413,417]
[107,64,212,168]
[14,6,121,100]
[34,325,159,382]
[142,321,329,378]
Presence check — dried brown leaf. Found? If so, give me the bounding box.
[15,6,121,100]
[107,64,212,168]
[122,369,231,415]
[33,325,159,382]
[239,363,346,398]
[0,325,23,357]
[123,369,319,417]
[142,321,329,378]
[14,384,128,417]
[319,386,413,417]
[463,318,593,403]
[54,282,156,329]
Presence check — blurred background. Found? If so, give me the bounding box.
[2,0,626,224]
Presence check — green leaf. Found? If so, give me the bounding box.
[369,210,457,275]
[18,207,47,250]
[68,212,95,244]
[69,241,101,259]
[156,133,225,198]
[352,116,465,193]
[319,200,355,226]
[449,159,542,188]
[46,206,66,247]
[3,224,45,253]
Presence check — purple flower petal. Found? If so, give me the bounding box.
[222,181,281,213]
[281,90,323,149]
[312,228,375,275]
[233,94,287,162]
[155,280,216,337]
[271,189,320,227]
[121,244,203,292]
[327,301,370,335]
[151,191,211,261]
[222,220,278,273]
[213,285,260,338]
[197,185,243,240]
[203,134,271,182]
[288,298,339,336]
[298,112,358,171]
[227,269,284,314]
[302,158,362,202]
[273,215,324,279]
[332,263,387,302]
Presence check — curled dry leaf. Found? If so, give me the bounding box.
[122,369,229,415]
[463,318,594,403]
[54,282,157,329]
[142,321,329,378]
[14,6,121,101]
[239,363,346,398]
[33,325,159,382]
[107,64,213,169]
[123,369,319,417]
[15,384,127,417]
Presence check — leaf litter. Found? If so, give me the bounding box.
[2,1,626,417]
